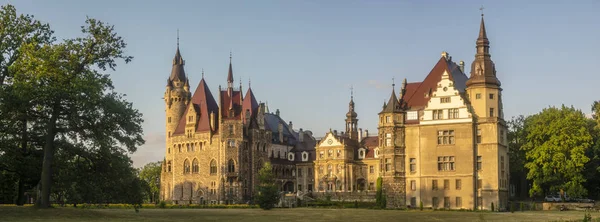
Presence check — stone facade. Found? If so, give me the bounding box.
[161,15,508,210]
[160,50,317,204]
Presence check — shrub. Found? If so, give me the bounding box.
[583,212,592,222]
[520,202,524,212]
[158,201,166,209]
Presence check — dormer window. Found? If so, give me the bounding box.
[374,149,380,158]
[288,153,295,161]
[302,152,309,161]
[358,148,366,159]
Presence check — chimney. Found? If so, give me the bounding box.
[278,122,283,143]
[459,60,465,73]
[365,129,369,138]
[358,128,363,141]
[289,121,293,132]
[333,130,338,136]
[276,109,280,116]
[299,128,304,142]
[210,111,215,131]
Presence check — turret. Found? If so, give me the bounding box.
[165,40,191,139]
[345,86,358,140]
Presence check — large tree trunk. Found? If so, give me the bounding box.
[16,117,28,206]
[39,105,59,208]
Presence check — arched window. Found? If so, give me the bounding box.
[184,159,191,174]
[327,164,332,175]
[228,159,235,173]
[178,144,182,153]
[192,159,199,173]
[199,142,203,150]
[210,160,217,175]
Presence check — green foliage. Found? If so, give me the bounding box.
[0,4,143,208]
[520,202,524,212]
[255,162,279,210]
[375,177,386,208]
[522,106,592,198]
[583,212,592,222]
[139,161,162,203]
[419,201,423,211]
[158,201,166,209]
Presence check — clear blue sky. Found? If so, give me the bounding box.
[5,0,599,167]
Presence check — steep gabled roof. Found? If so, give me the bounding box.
[220,90,242,120]
[173,78,219,134]
[403,56,468,110]
[381,88,402,113]
[242,88,259,123]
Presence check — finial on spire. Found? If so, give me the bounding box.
[202,68,204,78]
[230,50,232,63]
[392,77,395,87]
[479,5,484,16]
[350,85,354,99]
[177,29,180,48]
[249,77,251,88]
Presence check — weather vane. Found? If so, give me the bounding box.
[392,77,395,87]
[479,5,484,16]
[177,29,180,47]
[350,85,354,99]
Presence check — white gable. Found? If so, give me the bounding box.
[421,70,473,125]
[317,133,342,148]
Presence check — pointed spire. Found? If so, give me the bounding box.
[169,32,186,82]
[381,79,402,113]
[227,51,234,91]
[467,9,501,87]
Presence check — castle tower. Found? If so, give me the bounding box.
[165,42,191,140]
[465,14,509,210]
[377,81,407,208]
[345,86,358,140]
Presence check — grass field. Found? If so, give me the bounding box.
[0,206,599,222]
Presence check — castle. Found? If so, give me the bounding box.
[161,15,508,210]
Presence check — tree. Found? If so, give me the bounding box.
[0,4,53,205]
[375,177,386,208]
[507,115,529,199]
[522,105,592,198]
[11,18,143,208]
[139,161,162,203]
[255,162,279,210]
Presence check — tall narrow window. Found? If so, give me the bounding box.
[210,160,217,175]
[440,97,451,103]
[385,158,391,172]
[410,158,416,172]
[456,179,462,190]
[410,180,416,191]
[444,197,450,208]
[489,93,494,99]
[477,129,482,143]
[456,197,462,208]
[228,159,235,173]
[477,179,483,189]
[229,125,234,135]
[183,159,190,174]
[192,159,199,173]
[385,133,392,146]
[476,156,482,171]
[476,93,481,99]
[432,180,438,190]
[167,161,172,172]
[500,130,505,144]
[432,197,439,208]
[444,179,450,190]
[489,108,494,117]
[500,156,505,179]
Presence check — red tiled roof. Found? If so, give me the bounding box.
[242,88,259,123]
[361,136,378,159]
[403,57,467,110]
[220,90,242,120]
[173,78,219,135]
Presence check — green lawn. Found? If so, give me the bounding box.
[0,207,599,222]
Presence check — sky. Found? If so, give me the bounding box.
[4,0,599,168]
